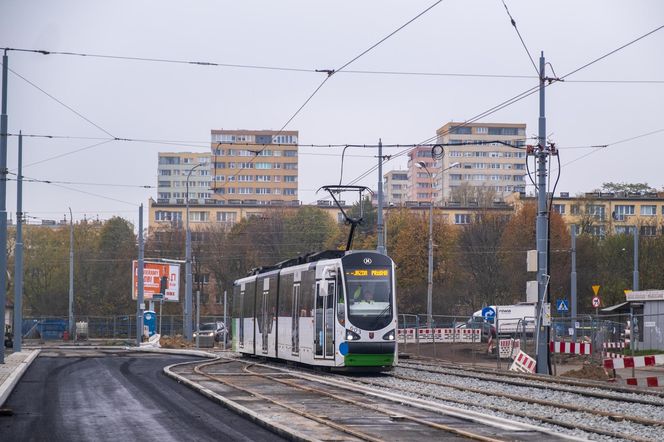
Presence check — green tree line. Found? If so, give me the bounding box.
[8,203,664,317]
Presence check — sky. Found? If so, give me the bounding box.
[1,1,663,228]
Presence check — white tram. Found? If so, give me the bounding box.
[232,250,397,369]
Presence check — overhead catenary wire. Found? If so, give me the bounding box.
[500,0,539,76]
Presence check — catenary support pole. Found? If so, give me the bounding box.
[377,138,385,255]
[69,207,74,339]
[0,50,8,364]
[633,228,639,291]
[570,224,577,340]
[13,132,23,351]
[535,52,550,375]
[136,204,144,346]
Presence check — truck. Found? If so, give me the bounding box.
[471,303,536,336]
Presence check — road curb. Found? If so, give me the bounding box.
[163,359,315,442]
[0,349,41,407]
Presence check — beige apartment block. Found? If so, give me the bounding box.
[157,152,212,205]
[210,129,299,204]
[436,122,527,203]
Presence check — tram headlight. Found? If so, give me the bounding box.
[345,329,361,341]
[382,330,395,341]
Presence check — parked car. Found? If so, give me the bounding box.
[193,321,227,342]
[456,318,496,343]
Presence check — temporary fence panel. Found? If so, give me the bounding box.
[549,341,592,355]
[604,354,664,370]
[509,350,536,373]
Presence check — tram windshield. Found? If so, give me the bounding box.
[344,267,393,330]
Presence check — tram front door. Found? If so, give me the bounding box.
[314,280,335,359]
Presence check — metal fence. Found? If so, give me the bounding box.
[21,315,228,341]
[398,311,664,372]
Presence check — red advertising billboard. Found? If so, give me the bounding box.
[132,261,180,301]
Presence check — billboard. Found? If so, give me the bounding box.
[132,261,180,302]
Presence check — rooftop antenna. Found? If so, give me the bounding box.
[318,185,372,251]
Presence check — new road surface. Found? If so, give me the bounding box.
[0,349,285,441]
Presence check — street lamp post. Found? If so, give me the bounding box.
[185,162,204,341]
[416,161,460,328]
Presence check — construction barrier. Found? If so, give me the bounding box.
[509,350,536,373]
[625,376,664,388]
[498,338,520,359]
[398,328,481,343]
[602,341,625,359]
[603,354,664,370]
[549,341,592,355]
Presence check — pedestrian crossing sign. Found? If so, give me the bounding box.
[556,299,569,312]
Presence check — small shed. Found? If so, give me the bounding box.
[625,290,664,351]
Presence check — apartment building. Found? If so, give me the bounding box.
[405,145,439,203]
[436,122,527,202]
[157,152,212,207]
[511,191,664,237]
[383,170,409,205]
[210,129,299,204]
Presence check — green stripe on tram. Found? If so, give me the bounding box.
[345,354,394,366]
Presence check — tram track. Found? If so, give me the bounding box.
[399,358,664,401]
[166,354,579,441]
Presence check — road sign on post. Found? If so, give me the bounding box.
[482,306,496,323]
[592,296,601,308]
[556,299,569,312]
[592,285,600,296]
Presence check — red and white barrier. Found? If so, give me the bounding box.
[509,350,536,373]
[604,354,664,370]
[549,341,592,355]
[398,328,481,343]
[498,338,520,359]
[602,342,625,359]
[626,376,664,388]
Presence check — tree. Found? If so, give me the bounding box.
[600,182,656,194]
[500,202,570,305]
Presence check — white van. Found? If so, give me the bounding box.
[471,303,536,335]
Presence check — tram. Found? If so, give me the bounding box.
[232,249,397,370]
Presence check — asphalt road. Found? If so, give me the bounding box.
[0,350,285,442]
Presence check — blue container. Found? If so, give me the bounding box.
[143,311,157,337]
[38,319,68,340]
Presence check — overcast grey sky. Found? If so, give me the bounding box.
[2,1,663,227]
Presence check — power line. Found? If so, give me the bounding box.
[6,172,155,189]
[3,64,116,138]
[500,0,539,76]
[561,24,664,79]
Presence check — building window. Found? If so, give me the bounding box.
[284,189,297,196]
[283,150,297,157]
[615,225,636,235]
[553,204,565,214]
[475,127,488,134]
[454,214,471,224]
[586,204,606,220]
[217,212,237,223]
[159,156,180,165]
[193,273,210,285]
[190,211,209,222]
[640,205,656,216]
[641,225,657,236]
[158,181,171,188]
[284,176,297,182]
[450,126,472,135]
[613,204,635,221]
[284,163,297,170]
[587,225,605,237]
[159,169,172,176]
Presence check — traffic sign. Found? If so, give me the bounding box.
[482,306,496,323]
[152,294,164,301]
[592,296,601,308]
[556,299,569,312]
[592,285,600,296]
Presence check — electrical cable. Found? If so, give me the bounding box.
[500,0,539,76]
[4,64,116,138]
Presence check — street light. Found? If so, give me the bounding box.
[185,162,204,341]
[415,160,460,328]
